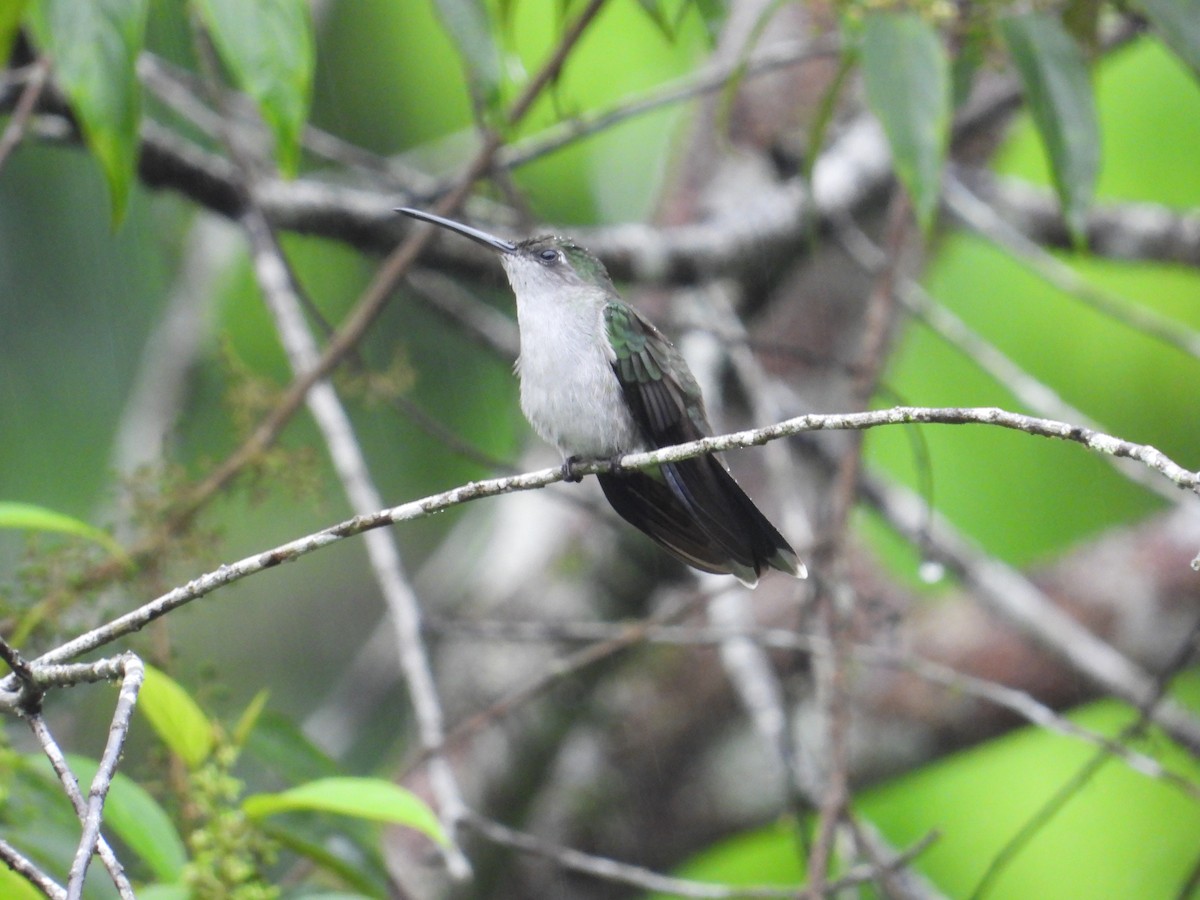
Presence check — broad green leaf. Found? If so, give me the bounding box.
[429,0,502,110]
[243,776,446,846]
[1134,0,1200,78]
[0,0,27,66]
[1002,13,1099,245]
[862,12,951,232]
[192,0,314,176]
[138,664,215,769]
[232,688,270,748]
[61,754,187,883]
[0,500,130,566]
[25,0,148,222]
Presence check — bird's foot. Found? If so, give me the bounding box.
[561,456,586,483]
[562,454,628,482]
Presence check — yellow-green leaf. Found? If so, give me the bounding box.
[25,0,148,222]
[192,0,314,176]
[0,0,28,66]
[233,688,270,748]
[0,500,129,566]
[244,776,446,846]
[138,665,215,769]
[862,12,951,233]
[1002,12,1100,246]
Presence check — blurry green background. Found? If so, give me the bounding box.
[0,2,1197,897]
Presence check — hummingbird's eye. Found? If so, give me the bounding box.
[539,248,559,263]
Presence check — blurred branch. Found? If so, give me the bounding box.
[958,166,1200,268]
[832,215,1184,502]
[945,170,1200,359]
[0,57,50,172]
[236,198,473,878]
[862,471,1200,754]
[26,713,136,899]
[463,809,937,898]
[489,34,840,175]
[969,615,1200,900]
[0,837,64,900]
[429,616,1200,800]
[167,0,609,539]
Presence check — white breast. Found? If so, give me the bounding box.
[504,262,643,458]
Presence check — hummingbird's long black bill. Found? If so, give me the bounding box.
[396,207,518,254]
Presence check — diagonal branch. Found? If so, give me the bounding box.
[25,715,136,899]
[2,406,1193,691]
[66,655,144,897]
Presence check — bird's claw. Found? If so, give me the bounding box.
[561,456,585,483]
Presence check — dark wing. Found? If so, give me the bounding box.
[601,302,799,584]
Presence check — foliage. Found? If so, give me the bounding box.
[1,0,1199,897]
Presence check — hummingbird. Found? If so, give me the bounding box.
[398,208,804,587]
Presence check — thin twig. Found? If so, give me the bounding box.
[0,57,51,172]
[26,715,136,899]
[860,471,1200,754]
[490,35,840,174]
[168,0,609,548]
[427,616,1200,800]
[833,214,1183,502]
[236,198,473,878]
[969,616,1200,900]
[465,809,937,898]
[943,171,1200,360]
[0,837,66,900]
[809,192,911,891]
[66,655,144,897]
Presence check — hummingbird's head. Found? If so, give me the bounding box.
[396,207,615,298]
[503,235,616,297]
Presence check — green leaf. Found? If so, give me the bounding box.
[0,500,130,566]
[232,688,270,748]
[0,0,28,66]
[862,12,951,232]
[0,865,45,900]
[1134,0,1200,78]
[1002,13,1100,245]
[25,0,148,223]
[243,776,446,846]
[429,0,502,110]
[192,0,314,176]
[61,754,187,883]
[138,665,215,769]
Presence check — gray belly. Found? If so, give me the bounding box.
[518,358,644,458]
